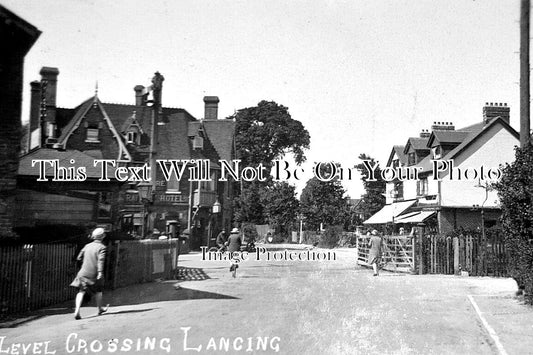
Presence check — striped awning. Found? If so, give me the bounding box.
[394,211,436,224]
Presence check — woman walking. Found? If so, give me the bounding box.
[226,227,242,278]
[368,229,383,276]
[70,227,109,319]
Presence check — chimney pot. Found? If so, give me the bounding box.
[134,85,146,106]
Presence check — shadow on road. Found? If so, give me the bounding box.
[106,281,239,308]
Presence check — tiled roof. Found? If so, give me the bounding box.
[428,131,469,146]
[417,117,519,173]
[201,120,236,161]
[18,148,116,179]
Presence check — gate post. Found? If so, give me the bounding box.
[453,236,460,275]
[417,223,425,275]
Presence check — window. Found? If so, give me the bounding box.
[86,128,99,142]
[432,146,442,159]
[392,159,400,168]
[126,131,138,144]
[193,136,204,150]
[417,178,428,196]
[166,175,180,194]
[200,170,216,191]
[394,182,403,199]
[408,152,416,166]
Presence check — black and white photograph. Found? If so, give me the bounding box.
[1,0,533,354]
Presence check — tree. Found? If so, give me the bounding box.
[261,182,299,236]
[300,163,349,230]
[355,153,386,220]
[232,100,310,167]
[230,101,310,225]
[495,145,533,303]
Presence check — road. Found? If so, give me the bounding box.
[1,246,532,355]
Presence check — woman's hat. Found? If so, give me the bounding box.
[91,227,106,240]
[371,229,379,236]
[231,227,239,233]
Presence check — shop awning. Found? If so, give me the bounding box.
[394,211,436,224]
[363,200,416,224]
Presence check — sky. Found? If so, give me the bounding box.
[4,0,522,198]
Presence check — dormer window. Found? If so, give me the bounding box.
[86,127,99,143]
[126,131,138,144]
[392,159,400,168]
[432,146,442,159]
[193,135,204,150]
[407,152,416,166]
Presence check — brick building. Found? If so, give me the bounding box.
[23,68,236,248]
[0,5,40,238]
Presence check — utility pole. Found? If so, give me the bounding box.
[520,0,531,148]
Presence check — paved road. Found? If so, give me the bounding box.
[1,246,532,354]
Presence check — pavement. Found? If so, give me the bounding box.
[1,244,532,354]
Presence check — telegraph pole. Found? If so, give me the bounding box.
[520,0,531,148]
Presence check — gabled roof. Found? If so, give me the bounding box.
[403,137,429,154]
[427,130,469,147]
[58,97,132,161]
[201,120,236,161]
[387,145,407,167]
[18,148,116,179]
[417,117,519,173]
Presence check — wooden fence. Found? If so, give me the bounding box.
[356,229,507,277]
[1,239,185,316]
[0,244,78,315]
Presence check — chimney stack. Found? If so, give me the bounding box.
[39,67,59,143]
[419,129,430,138]
[483,102,510,125]
[431,121,455,131]
[203,96,219,120]
[134,85,146,106]
[29,81,41,150]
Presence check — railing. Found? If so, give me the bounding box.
[0,244,78,315]
[0,239,185,316]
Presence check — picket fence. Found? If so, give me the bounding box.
[0,239,184,316]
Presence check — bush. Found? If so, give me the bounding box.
[495,145,533,304]
[319,225,343,248]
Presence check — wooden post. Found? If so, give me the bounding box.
[417,224,425,275]
[521,0,531,148]
[453,237,460,275]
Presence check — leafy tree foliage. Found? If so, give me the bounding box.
[230,101,310,226]
[300,163,349,230]
[261,182,299,236]
[495,145,533,302]
[231,100,310,167]
[355,153,386,220]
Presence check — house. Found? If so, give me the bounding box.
[364,103,519,234]
[0,5,40,238]
[22,68,236,248]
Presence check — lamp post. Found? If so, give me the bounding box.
[137,181,153,238]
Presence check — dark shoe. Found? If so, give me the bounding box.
[373,273,378,277]
[74,314,81,320]
[98,304,109,315]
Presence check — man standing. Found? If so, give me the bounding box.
[70,227,109,319]
[216,229,227,251]
[368,229,383,276]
